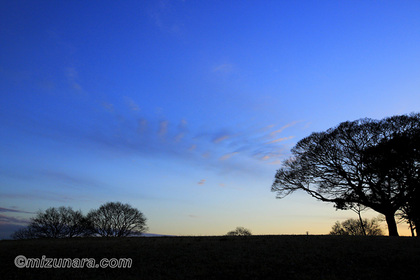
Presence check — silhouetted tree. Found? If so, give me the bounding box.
[87,202,147,237]
[226,227,252,236]
[363,126,420,237]
[398,207,418,237]
[12,206,91,239]
[330,218,383,236]
[272,113,420,236]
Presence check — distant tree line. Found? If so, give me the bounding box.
[12,202,147,239]
[272,113,419,237]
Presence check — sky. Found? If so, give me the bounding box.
[1,0,419,238]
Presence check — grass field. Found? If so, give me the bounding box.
[1,235,419,280]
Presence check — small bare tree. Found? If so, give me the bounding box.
[12,226,37,240]
[329,218,383,236]
[226,226,252,236]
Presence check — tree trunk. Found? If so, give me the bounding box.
[357,211,366,236]
[385,213,399,236]
[408,220,415,237]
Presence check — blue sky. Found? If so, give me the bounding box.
[1,0,419,238]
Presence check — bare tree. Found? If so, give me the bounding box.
[271,113,420,236]
[226,227,252,236]
[11,226,37,240]
[87,202,147,237]
[12,206,90,239]
[330,218,383,236]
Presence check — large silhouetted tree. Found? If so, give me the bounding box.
[271,113,420,236]
[87,202,147,237]
[363,125,420,236]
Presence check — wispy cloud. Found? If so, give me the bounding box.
[260,124,276,132]
[158,120,169,137]
[267,160,282,165]
[179,119,187,127]
[7,93,304,176]
[219,152,239,161]
[269,121,299,137]
[125,97,140,111]
[175,119,188,142]
[0,192,81,203]
[0,214,31,225]
[137,119,148,134]
[0,207,35,214]
[65,67,83,92]
[213,134,230,143]
[175,132,185,142]
[38,170,109,190]
[266,136,294,144]
[217,183,243,191]
[197,179,206,185]
[213,63,234,74]
[101,102,114,113]
[148,0,184,35]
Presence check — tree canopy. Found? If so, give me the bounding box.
[12,202,147,239]
[87,202,147,237]
[271,113,420,236]
[12,206,91,239]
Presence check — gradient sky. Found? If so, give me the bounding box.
[1,0,419,238]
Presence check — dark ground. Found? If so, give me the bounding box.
[1,235,419,280]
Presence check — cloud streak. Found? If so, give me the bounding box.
[158,120,169,137]
[65,67,83,92]
[266,136,294,144]
[213,63,234,74]
[0,207,35,214]
[101,102,114,113]
[269,121,299,137]
[213,134,230,143]
[219,152,239,161]
[3,94,304,177]
[126,97,140,111]
[0,214,31,224]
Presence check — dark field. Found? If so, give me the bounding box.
[1,235,419,280]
